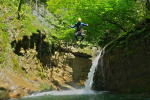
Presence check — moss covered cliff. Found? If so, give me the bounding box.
[93,19,150,94]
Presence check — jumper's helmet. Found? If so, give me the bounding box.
[78,18,82,22]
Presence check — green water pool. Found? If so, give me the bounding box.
[11,93,150,100]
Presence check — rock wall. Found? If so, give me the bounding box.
[68,56,91,86]
[93,20,150,93]
[1,33,93,98]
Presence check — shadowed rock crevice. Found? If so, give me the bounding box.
[11,30,54,67]
[11,30,92,67]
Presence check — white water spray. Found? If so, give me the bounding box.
[85,50,103,90]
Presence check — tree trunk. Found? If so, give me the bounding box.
[17,0,23,20]
[146,0,150,10]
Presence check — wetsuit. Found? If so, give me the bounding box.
[71,22,88,41]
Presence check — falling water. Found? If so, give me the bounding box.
[84,49,103,90]
[25,48,105,97]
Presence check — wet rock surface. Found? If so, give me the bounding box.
[93,22,150,93]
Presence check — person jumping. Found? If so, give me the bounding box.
[70,18,88,41]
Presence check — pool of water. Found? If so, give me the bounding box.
[11,90,150,100]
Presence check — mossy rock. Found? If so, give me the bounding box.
[0,87,9,100]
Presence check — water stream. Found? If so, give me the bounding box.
[28,1,106,97]
[23,49,103,98]
[85,50,103,90]
[11,48,149,100]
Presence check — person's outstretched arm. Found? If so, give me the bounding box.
[70,23,77,28]
[81,23,88,26]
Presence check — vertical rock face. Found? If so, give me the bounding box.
[68,56,92,83]
[93,21,150,93]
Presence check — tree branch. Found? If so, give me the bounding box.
[103,18,126,32]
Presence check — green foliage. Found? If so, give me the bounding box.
[0,32,9,64]
[0,0,50,68]
[39,83,53,90]
[0,0,148,46]
[38,71,47,79]
[47,0,146,46]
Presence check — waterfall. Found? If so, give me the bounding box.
[85,48,105,90]
[25,48,106,97]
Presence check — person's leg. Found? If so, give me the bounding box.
[80,35,84,41]
[74,32,78,41]
[79,31,84,41]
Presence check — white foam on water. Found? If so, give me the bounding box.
[25,89,99,98]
